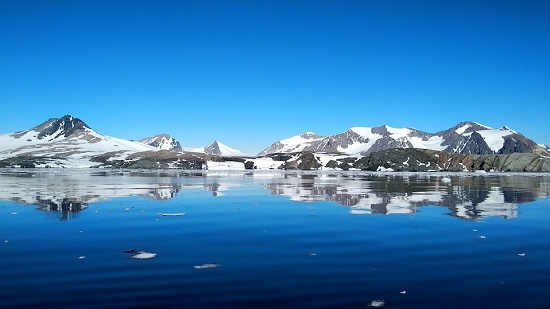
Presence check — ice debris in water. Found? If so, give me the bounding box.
[194,263,221,269]
[400,290,407,294]
[307,252,317,256]
[157,213,186,216]
[368,300,385,307]
[517,253,526,257]
[479,235,487,239]
[79,256,86,260]
[121,249,157,259]
[131,252,157,259]
[10,212,17,215]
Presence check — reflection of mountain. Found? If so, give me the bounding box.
[265,174,550,219]
[0,171,185,218]
[1,170,549,221]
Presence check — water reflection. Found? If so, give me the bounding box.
[0,171,184,220]
[265,173,550,219]
[1,170,549,220]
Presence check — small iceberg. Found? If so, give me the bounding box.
[131,252,157,259]
[157,213,186,216]
[193,263,221,269]
[368,300,385,307]
[122,249,157,259]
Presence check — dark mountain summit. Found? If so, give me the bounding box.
[32,115,91,140]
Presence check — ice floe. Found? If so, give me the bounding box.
[122,249,157,259]
[193,263,221,269]
[368,300,385,307]
[131,252,157,259]
[157,213,186,216]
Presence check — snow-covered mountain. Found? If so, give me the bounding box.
[204,141,246,156]
[0,115,157,167]
[258,132,325,156]
[139,134,182,152]
[182,141,246,157]
[259,122,545,156]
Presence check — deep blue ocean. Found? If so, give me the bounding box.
[1,170,549,308]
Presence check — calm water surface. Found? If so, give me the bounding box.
[0,170,549,308]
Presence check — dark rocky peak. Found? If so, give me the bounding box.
[35,115,91,140]
[447,121,492,135]
[460,131,494,154]
[498,133,540,154]
[371,125,390,136]
[204,141,222,155]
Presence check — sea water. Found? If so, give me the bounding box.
[0,170,549,308]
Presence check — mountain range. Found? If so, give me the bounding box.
[259,122,545,156]
[0,115,548,170]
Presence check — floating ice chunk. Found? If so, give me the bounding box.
[479,235,486,239]
[10,212,17,215]
[131,252,157,259]
[194,263,221,269]
[4,240,8,243]
[368,300,385,307]
[517,253,526,257]
[400,291,407,294]
[306,252,317,256]
[472,229,478,232]
[122,249,157,259]
[157,213,186,216]
[79,256,86,259]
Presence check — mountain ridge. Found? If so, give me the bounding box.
[1,115,548,171]
[259,121,546,156]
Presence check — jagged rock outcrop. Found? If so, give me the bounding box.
[279,152,322,170]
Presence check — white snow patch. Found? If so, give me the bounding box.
[205,161,245,170]
[385,125,411,138]
[477,129,514,152]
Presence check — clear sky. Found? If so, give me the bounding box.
[1,0,549,154]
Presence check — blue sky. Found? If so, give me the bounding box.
[1,0,549,154]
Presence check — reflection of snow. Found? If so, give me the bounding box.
[453,188,518,219]
[1,170,548,220]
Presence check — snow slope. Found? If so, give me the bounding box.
[0,116,157,167]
